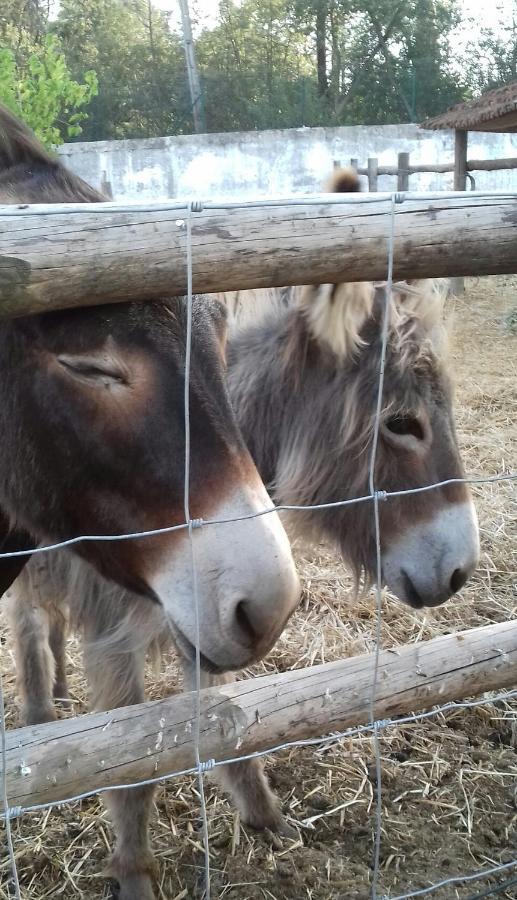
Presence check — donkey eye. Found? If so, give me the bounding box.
[384,415,425,442]
[57,356,127,385]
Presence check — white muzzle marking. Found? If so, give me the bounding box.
[150,483,300,671]
[382,500,480,608]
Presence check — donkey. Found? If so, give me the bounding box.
[226,168,480,608]
[0,105,300,900]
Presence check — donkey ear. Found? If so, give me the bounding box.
[298,282,375,360]
[0,506,34,597]
[324,167,361,193]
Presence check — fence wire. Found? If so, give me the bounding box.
[0,191,516,900]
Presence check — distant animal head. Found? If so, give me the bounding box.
[226,169,479,610]
[0,103,300,671]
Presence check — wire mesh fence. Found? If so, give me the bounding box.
[0,192,516,900]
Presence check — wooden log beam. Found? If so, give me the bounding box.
[3,621,516,812]
[466,157,517,171]
[2,191,517,317]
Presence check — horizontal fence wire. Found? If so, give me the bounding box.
[0,190,515,900]
[2,188,517,216]
[0,472,513,560]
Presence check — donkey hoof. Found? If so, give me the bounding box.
[105,854,157,900]
[243,806,297,839]
[53,681,72,702]
[270,816,299,840]
[23,705,57,726]
[108,874,156,900]
[54,694,74,712]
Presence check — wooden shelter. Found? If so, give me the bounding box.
[422,81,517,292]
[422,80,517,193]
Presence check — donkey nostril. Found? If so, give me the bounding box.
[234,600,257,645]
[450,567,468,595]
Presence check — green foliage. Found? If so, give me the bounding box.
[53,0,189,140]
[195,0,467,132]
[462,4,517,93]
[196,0,318,131]
[0,0,514,141]
[0,34,98,147]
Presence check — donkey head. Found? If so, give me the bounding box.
[0,298,300,671]
[0,103,300,672]
[286,277,479,608]
[227,165,479,610]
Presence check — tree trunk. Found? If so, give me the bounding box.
[316,1,328,96]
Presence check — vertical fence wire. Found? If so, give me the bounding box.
[368,194,397,899]
[184,206,211,899]
[0,192,515,899]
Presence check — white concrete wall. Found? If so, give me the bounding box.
[57,123,517,201]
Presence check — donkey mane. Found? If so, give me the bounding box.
[227,279,448,369]
[0,104,103,204]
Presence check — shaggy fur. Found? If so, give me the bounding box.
[226,276,457,587]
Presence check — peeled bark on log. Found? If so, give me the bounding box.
[1,191,517,316]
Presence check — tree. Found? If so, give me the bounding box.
[193,0,467,131]
[196,0,323,131]
[54,0,189,140]
[0,34,98,147]
[289,0,465,124]
[462,3,517,92]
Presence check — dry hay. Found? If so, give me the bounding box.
[0,276,516,900]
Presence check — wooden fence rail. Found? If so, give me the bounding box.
[4,620,516,811]
[350,152,517,191]
[1,191,517,317]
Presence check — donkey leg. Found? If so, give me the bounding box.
[182,662,292,834]
[6,584,56,725]
[48,602,71,708]
[83,637,157,900]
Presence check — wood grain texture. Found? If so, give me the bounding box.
[1,192,517,316]
[4,621,516,811]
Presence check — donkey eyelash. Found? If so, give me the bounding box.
[57,358,127,384]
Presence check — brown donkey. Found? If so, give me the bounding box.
[0,105,300,899]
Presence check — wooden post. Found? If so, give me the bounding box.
[397,151,410,191]
[367,157,378,191]
[3,621,516,810]
[2,193,517,317]
[454,129,468,190]
[452,129,468,295]
[350,157,358,171]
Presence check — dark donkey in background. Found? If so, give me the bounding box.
[0,105,300,900]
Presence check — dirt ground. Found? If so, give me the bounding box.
[1,276,516,900]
